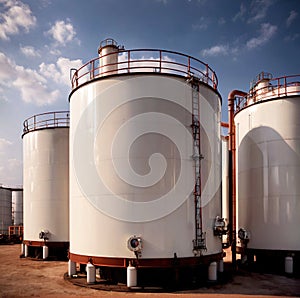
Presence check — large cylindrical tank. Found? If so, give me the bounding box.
[0,186,12,235]
[12,188,23,226]
[69,39,223,284]
[22,111,69,259]
[234,72,300,271]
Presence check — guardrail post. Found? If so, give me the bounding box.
[128,50,130,73]
[159,50,162,72]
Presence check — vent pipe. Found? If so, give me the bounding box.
[98,38,121,76]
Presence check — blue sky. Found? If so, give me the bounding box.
[0,0,299,186]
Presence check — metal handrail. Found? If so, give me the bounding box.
[70,49,218,90]
[234,74,300,112]
[23,111,69,135]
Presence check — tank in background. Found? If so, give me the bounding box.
[233,72,300,274]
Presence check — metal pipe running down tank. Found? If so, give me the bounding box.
[228,90,247,268]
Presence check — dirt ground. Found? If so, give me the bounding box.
[0,245,299,298]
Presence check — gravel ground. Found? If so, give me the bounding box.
[0,244,299,298]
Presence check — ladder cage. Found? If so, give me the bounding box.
[189,77,206,252]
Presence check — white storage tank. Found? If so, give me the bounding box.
[0,186,12,235]
[12,188,23,226]
[69,39,224,285]
[232,72,300,273]
[22,111,69,259]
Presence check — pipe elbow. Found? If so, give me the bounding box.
[228,90,247,101]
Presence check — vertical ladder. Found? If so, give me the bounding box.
[190,77,206,253]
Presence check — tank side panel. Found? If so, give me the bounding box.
[23,128,69,242]
[199,87,222,255]
[70,75,222,258]
[235,98,300,250]
[0,188,12,234]
[12,190,23,225]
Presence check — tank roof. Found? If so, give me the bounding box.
[22,111,69,137]
[71,47,218,91]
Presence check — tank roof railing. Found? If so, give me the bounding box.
[234,74,300,113]
[70,49,218,90]
[250,71,273,89]
[22,111,69,136]
[99,38,118,48]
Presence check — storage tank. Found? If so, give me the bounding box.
[22,111,69,259]
[230,72,300,273]
[69,39,224,285]
[12,188,23,226]
[0,186,12,235]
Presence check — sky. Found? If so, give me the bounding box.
[0,0,299,187]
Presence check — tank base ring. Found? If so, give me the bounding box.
[69,251,224,268]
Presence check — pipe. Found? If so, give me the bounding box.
[228,90,247,268]
[221,122,229,128]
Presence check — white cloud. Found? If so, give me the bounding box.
[284,33,300,42]
[39,57,83,86]
[286,10,298,27]
[248,0,273,23]
[192,17,208,30]
[0,0,36,40]
[201,45,229,57]
[0,52,60,105]
[0,138,12,152]
[0,52,16,82]
[13,65,60,105]
[233,0,273,23]
[20,45,40,57]
[117,53,185,75]
[7,158,22,172]
[246,23,277,49]
[156,0,168,4]
[233,3,247,22]
[0,87,8,102]
[0,156,22,186]
[49,48,61,56]
[46,19,77,46]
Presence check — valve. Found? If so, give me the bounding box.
[39,230,49,240]
[238,228,250,241]
[127,236,142,253]
[213,216,227,237]
[127,235,142,259]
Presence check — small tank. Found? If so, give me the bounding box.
[22,111,69,259]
